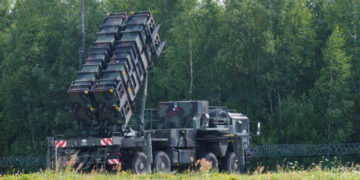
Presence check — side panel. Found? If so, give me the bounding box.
[231,136,245,167]
[178,149,196,164]
[151,129,196,148]
[169,149,196,165]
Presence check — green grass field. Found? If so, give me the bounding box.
[1,166,360,180]
[1,159,359,180]
[1,170,360,180]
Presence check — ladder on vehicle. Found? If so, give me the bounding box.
[78,154,96,171]
[96,148,108,169]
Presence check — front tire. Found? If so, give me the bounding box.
[132,152,151,174]
[226,152,243,173]
[203,152,219,171]
[153,151,171,173]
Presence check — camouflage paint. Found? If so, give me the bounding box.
[158,101,208,129]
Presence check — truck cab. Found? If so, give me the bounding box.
[145,100,256,173]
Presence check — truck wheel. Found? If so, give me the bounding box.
[203,152,219,171]
[226,152,243,173]
[132,152,150,174]
[153,151,171,173]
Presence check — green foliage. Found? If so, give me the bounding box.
[310,26,354,143]
[268,96,319,144]
[0,0,12,31]
[0,0,360,156]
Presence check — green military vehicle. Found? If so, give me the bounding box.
[47,11,260,174]
[144,100,260,173]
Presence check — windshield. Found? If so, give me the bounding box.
[234,119,248,135]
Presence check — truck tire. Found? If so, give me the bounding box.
[153,151,171,173]
[203,152,219,171]
[132,152,150,174]
[226,152,243,173]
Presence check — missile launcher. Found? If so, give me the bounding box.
[67,12,165,134]
[49,12,259,174]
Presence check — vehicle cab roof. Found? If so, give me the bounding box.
[228,112,248,120]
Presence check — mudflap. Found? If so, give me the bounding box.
[143,132,153,164]
[231,136,245,172]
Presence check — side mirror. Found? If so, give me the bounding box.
[256,122,261,136]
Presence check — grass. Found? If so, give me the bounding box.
[1,169,360,180]
[1,158,359,180]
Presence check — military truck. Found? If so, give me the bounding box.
[47,11,260,174]
[48,100,259,173]
[143,100,260,173]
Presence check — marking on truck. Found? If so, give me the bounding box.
[107,158,119,165]
[55,140,67,148]
[100,138,113,146]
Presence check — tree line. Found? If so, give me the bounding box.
[0,0,359,156]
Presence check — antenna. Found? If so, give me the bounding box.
[189,28,193,99]
[79,0,85,69]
